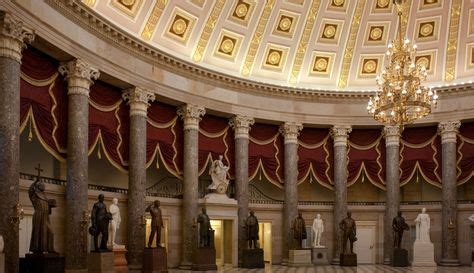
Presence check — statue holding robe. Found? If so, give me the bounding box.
[245,210,259,249]
[415,208,431,243]
[28,178,56,253]
[207,155,230,193]
[292,212,307,249]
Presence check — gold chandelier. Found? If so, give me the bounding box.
[367,0,438,125]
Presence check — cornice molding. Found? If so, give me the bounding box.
[44,0,474,102]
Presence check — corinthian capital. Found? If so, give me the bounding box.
[438,121,461,144]
[177,104,205,131]
[330,125,351,147]
[0,12,35,63]
[279,122,303,144]
[229,115,254,139]
[383,125,402,147]
[122,87,155,117]
[59,59,100,96]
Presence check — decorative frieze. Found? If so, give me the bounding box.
[58,59,100,96]
[229,115,254,139]
[279,122,303,144]
[438,121,461,144]
[0,11,35,63]
[122,87,155,117]
[330,125,352,147]
[177,104,205,131]
[383,125,401,147]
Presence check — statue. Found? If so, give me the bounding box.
[292,212,307,249]
[208,155,230,193]
[469,214,474,222]
[108,198,121,248]
[339,211,357,254]
[146,200,164,248]
[312,214,324,248]
[28,169,57,254]
[245,210,259,249]
[414,208,431,243]
[89,194,112,252]
[0,235,3,253]
[197,208,213,248]
[392,211,409,248]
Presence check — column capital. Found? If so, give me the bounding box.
[438,121,461,144]
[177,104,205,131]
[122,87,155,117]
[229,115,254,139]
[383,125,402,147]
[279,122,303,144]
[330,125,352,147]
[58,59,100,96]
[0,12,35,63]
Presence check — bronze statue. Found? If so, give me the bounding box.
[392,211,409,248]
[197,208,213,248]
[28,165,57,254]
[146,200,164,248]
[246,210,259,249]
[339,211,357,254]
[89,194,112,252]
[292,212,307,249]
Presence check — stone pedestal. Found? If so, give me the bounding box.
[88,252,114,273]
[242,249,264,268]
[143,248,167,273]
[412,242,436,267]
[0,253,4,273]
[392,248,408,267]
[340,253,357,266]
[312,247,329,265]
[191,248,217,271]
[288,249,312,266]
[22,253,65,273]
[113,247,128,273]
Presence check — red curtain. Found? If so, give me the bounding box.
[458,122,474,184]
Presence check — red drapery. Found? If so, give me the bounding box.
[458,122,474,184]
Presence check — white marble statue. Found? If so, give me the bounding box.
[468,214,474,222]
[108,198,122,248]
[414,207,431,243]
[0,235,3,253]
[312,214,324,248]
[208,155,230,193]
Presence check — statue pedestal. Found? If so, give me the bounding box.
[23,253,65,273]
[242,248,264,268]
[88,252,114,273]
[0,253,4,273]
[412,241,436,266]
[112,247,128,273]
[143,247,168,273]
[392,248,408,267]
[191,247,217,271]
[288,249,312,266]
[340,253,357,266]
[312,247,328,265]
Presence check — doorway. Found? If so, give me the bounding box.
[353,221,376,264]
[210,219,233,266]
[258,222,272,263]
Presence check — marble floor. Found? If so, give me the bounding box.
[170,265,474,273]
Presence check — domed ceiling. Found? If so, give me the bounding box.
[82,0,474,91]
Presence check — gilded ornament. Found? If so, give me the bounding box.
[172,18,187,35]
[279,17,292,31]
[120,0,135,6]
[235,3,248,18]
[332,0,344,6]
[377,0,389,8]
[370,27,383,40]
[323,25,336,38]
[220,38,234,54]
[267,51,281,65]
[315,57,328,72]
[416,56,430,70]
[363,60,377,73]
[419,23,433,37]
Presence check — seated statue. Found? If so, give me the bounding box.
[207,155,229,194]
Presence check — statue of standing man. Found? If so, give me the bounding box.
[108,198,121,248]
[146,200,164,248]
[339,212,357,254]
[246,210,259,249]
[197,208,213,248]
[90,194,112,252]
[312,214,324,248]
[292,212,307,249]
[392,211,409,248]
[415,208,431,243]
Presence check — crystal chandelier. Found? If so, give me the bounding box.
[367,0,438,125]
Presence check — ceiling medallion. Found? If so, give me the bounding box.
[267,51,281,66]
[323,25,336,39]
[172,18,187,35]
[120,0,135,6]
[363,59,378,74]
[369,27,383,40]
[367,1,438,126]
[377,0,389,8]
[278,17,292,31]
[235,3,248,18]
[220,38,234,54]
[332,0,344,7]
[419,22,434,37]
[314,57,329,72]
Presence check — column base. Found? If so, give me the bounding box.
[439,259,460,267]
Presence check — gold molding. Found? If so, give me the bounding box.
[192,0,227,62]
[241,0,276,76]
[83,0,96,7]
[337,0,366,89]
[288,0,322,84]
[444,0,462,81]
[141,0,168,41]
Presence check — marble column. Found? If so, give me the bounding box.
[280,122,303,260]
[177,104,205,268]
[330,125,351,264]
[0,11,34,273]
[383,125,401,264]
[122,87,155,272]
[229,115,254,265]
[438,121,461,266]
[59,59,99,273]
